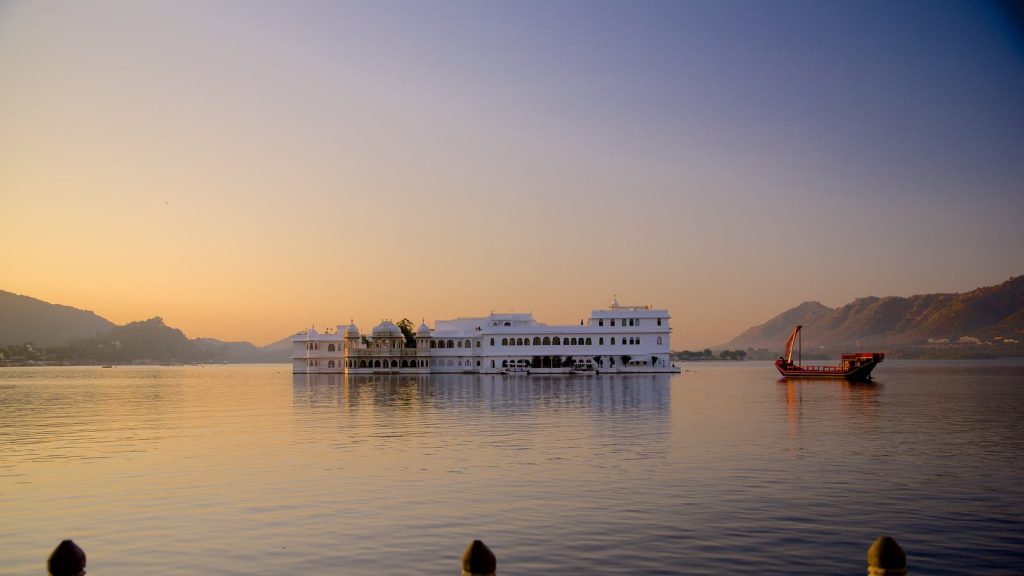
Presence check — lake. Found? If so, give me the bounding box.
[2,361,1023,574]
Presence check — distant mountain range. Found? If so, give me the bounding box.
[719,275,1024,357]
[0,291,292,364]
[6,275,1024,364]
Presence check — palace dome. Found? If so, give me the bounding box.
[346,323,360,337]
[372,320,403,338]
[417,321,430,336]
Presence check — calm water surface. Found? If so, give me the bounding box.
[2,361,1023,574]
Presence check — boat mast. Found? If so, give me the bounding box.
[798,327,802,366]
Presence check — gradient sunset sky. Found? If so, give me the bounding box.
[1,1,1022,348]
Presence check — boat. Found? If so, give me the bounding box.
[774,325,883,380]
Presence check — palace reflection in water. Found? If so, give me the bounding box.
[292,372,671,415]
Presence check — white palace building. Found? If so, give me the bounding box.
[292,299,680,375]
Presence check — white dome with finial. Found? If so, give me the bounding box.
[372,320,403,338]
[346,323,360,337]
[417,320,430,336]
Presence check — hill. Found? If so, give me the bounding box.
[0,290,116,347]
[0,290,295,364]
[720,275,1024,357]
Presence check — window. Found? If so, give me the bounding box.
[430,340,436,349]
[657,336,662,345]
[457,340,463,348]
[502,338,508,346]
[533,337,541,345]
[543,336,551,345]
[570,338,577,345]
[465,340,471,348]
[586,338,592,345]
[599,337,604,345]
[611,319,615,326]
[611,337,616,345]
[476,341,481,348]
[328,344,335,352]
[553,337,561,345]
[504,322,511,326]
[657,318,662,326]
[517,338,523,346]
[447,340,454,348]
[490,338,495,346]
[599,319,604,326]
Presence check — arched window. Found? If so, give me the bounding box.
[391,360,398,368]
[465,340,471,348]
[327,343,335,352]
[599,337,604,345]
[490,338,495,346]
[611,337,616,345]
[502,360,508,367]
[611,319,616,326]
[657,336,663,345]
[657,318,662,326]
[328,360,335,368]
[533,337,541,345]
[359,360,367,368]
[599,319,604,326]
[457,340,463,348]
[570,338,577,345]
[553,337,561,345]
[447,340,454,348]
[543,336,550,345]
[637,338,641,345]
[373,360,381,368]
[586,338,592,345]
[629,319,634,326]
[502,338,508,346]
[430,340,436,349]
[516,338,523,346]
[504,322,511,326]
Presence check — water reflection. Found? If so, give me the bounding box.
[292,373,671,415]
[777,378,882,446]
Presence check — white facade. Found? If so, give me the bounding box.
[292,299,680,375]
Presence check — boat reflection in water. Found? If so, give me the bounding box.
[774,325,884,381]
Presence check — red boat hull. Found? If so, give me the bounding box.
[775,355,882,381]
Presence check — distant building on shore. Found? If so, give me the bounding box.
[292,298,679,375]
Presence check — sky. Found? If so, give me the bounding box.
[1,0,1022,348]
